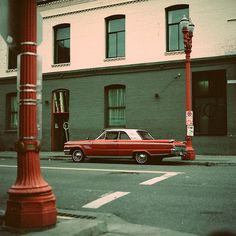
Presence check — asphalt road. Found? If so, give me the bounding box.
[0,157,236,235]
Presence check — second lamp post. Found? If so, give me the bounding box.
[180,15,196,160]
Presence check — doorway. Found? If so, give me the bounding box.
[52,89,69,151]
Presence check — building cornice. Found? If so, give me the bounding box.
[1,55,236,84]
[41,0,149,19]
[43,54,236,81]
[0,76,16,85]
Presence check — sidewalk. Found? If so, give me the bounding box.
[0,151,236,166]
[1,152,236,236]
[0,209,199,236]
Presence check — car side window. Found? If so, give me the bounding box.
[97,133,106,139]
[137,131,154,140]
[119,131,130,140]
[106,131,119,140]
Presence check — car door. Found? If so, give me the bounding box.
[117,131,133,156]
[91,131,119,156]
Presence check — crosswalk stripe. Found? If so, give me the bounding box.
[140,172,179,185]
[82,191,130,209]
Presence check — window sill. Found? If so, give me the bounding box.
[6,68,17,73]
[5,129,17,133]
[51,63,70,68]
[104,57,126,62]
[165,50,185,56]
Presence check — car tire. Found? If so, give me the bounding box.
[72,149,85,163]
[134,152,149,164]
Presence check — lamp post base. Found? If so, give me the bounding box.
[5,190,57,230]
[4,151,57,230]
[182,148,196,160]
[182,137,196,160]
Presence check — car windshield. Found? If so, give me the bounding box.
[137,130,154,140]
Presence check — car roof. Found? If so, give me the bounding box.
[103,129,148,140]
[104,128,147,132]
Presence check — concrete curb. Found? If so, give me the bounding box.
[32,219,107,236]
[0,209,199,236]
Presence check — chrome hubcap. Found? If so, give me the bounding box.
[73,151,83,161]
[135,153,148,164]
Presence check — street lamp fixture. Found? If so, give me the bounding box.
[180,15,196,160]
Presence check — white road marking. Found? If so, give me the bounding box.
[82,191,130,209]
[0,165,183,175]
[140,172,180,185]
[0,165,17,168]
[0,165,182,206]
[57,215,74,220]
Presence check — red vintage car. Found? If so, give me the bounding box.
[64,129,186,164]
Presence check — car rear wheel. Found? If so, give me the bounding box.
[134,152,149,164]
[72,149,85,163]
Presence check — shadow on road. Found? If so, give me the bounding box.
[58,157,187,166]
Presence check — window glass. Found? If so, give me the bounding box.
[108,34,117,58]
[119,131,130,140]
[8,46,19,69]
[106,131,119,140]
[6,93,18,130]
[56,27,70,40]
[97,132,106,140]
[106,85,126,127]
[193,71,227,136]
[137,131,154,140]
[53,90,69,113]
[166,5,189,51]
[106,16,125,58]
[108,18,125,33]
[117,32,125,57]
[168,8,188,24]
[169,25,179,51]
[109,109,125,126]
[54,24,70,64]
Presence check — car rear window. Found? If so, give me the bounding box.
[119,131,130,140]
[137,131,154,140]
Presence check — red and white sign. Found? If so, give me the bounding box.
[186,111,193,126]
[187,125,194,136]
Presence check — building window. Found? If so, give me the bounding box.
[53,89,69,113]
[105,85,126,127]
[8,45,19,69]
[54,24,70,64]
[106,15,125,58]
[193,70,227,136]
[6,93,18,130]
[166,5,189,52]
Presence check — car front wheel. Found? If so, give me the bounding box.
[72,149,85,163]
[134,152,149,164]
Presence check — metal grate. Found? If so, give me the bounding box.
[57,212,97,220]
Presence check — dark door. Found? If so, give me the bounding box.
[53,113,69,151]
[52,89,69,151]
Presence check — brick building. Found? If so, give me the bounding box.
[0,0,236,154]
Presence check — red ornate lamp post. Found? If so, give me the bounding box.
[5,0,57,230]
[180,15,196,160]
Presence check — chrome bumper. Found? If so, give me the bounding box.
[64,149,71,155]
[171,146,186,156]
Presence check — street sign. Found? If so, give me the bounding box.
[187,125,194,136]
[186,110,193,126]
